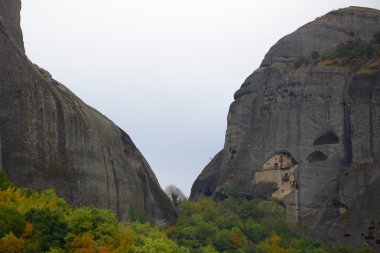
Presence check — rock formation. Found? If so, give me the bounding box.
[0,0,176,224]
[191,6,380,248]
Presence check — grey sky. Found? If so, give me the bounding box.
[21,0,380,196]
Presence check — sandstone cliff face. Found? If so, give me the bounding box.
[0,0,176,224]
[191,7,380,247]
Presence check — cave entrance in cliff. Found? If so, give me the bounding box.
[255,152,298,199]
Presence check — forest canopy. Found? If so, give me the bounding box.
[0,172,374,253]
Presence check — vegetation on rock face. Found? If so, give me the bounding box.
[0,172,374,252]
[294,32,380,75]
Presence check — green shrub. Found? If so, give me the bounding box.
[0,172,13,190]
[0,205,26,238]
[312,51,321,59]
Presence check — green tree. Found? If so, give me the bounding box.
[0,205,26,238]
[289,237,328,253]
[214,229,234,252]
[25,208,68,252]
[237,200,263,220]
[202,244,219,253]
[66,207,118,248]
[244,219,267,243]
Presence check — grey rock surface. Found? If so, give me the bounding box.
[0,0,176,224]
[191,6,380,247]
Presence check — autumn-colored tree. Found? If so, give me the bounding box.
[97,246,113,253]
[257,234,289,253]
[0,234,26,253]
[0,186,66,214]
[115,229,133,253]
[0,172,368,253]
[230,227,245,248]
[71,232,96,253]
[22,222,34,240]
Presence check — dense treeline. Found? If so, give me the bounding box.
[0,172,374,253]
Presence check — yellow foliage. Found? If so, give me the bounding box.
[0,234,26,253]
[0,187,59,213]
[258,234,288,253]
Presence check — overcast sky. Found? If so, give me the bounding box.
[21,0,380,196]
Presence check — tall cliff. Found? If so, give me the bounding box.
[191,7,380,247]
[0,0,176,224]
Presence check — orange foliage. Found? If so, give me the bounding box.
[116,229,133,252]
[22,222,34,239]
[165,226,176,237]
[71,233,96,253]
[97,247,113,253]
[0,234,26,253]
[230,228,244,248]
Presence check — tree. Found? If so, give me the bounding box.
[243,219,267,243]
[0,234,26,253]
[0,205,26,238]
[201,244,218,253]
[165,185,187,208]
[66,207,118,249]
[214,229,234,252]
[230,227,245,249]
[257,234,288,253]
[70,232,96,253]
[25,208,68,251]
[115,229,133,253]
